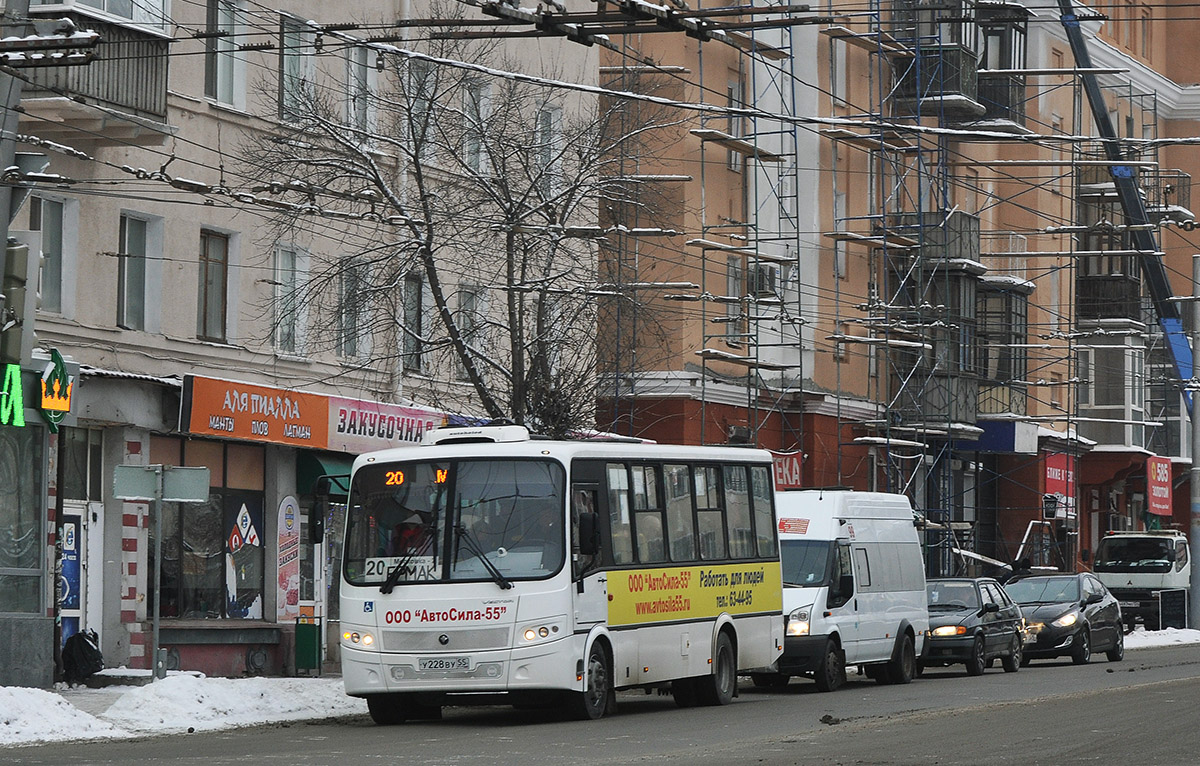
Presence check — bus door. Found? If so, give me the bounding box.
[571,483,607,626]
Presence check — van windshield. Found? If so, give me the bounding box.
[780,540,833,587]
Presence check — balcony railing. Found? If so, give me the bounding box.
[23,11,168,123]
[1077,275,1141,321]
[892,45,984,119]
[977,73,1026,126]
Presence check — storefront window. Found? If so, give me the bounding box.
[0,427,45,614]
[149,436,265,619]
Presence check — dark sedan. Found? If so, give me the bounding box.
[923,578,1025,675]
[1004,573,1124,665]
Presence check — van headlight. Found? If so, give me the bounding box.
[786,608,810,636]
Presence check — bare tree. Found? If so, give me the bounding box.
[238,6,681,436]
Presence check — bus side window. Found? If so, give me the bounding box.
[572,486,600,577]
[606,464,634,564]
[750,466,775,558]
[695,465,726,560]
[664,464,696,561]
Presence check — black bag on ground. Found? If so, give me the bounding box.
[62,629,104,685]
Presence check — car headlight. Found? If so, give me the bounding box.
[931,625,967,637]
[1052,612,1078,628]
[786,608,810,636]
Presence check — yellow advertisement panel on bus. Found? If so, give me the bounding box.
[607,561,783,627]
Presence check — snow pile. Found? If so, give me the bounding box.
[0,686,125,745]
[1124,626,1200,649]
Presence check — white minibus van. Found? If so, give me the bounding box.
[753,490,928,691]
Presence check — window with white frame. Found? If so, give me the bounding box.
[831,39,847,106]
[279,18,314,122]
[408,59,438,157]
[535,105,562,196]
[456,285,482,380]
[29,196,63,313]
[725,257,743,342]
[463,79,489,172]
[198,230,228,342]
[117,214,148,330]
[727,77,744,171]
[402,272,423,371]
[346,45,374,135]
[204,0,243,107]
[338,258,366,359]
[274,245,302,353]
[42,0,168,27]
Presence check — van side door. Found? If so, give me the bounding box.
[825,542,861,662]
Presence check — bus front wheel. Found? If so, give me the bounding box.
[366,694,440,725]
[571,642,614,720]
[696,633,737,706]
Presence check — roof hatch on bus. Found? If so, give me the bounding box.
[423,424,532,445]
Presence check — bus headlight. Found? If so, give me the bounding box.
[519,619,565,645]
[342,630,377,648]
[786,608,810,636]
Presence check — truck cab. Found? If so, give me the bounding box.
[1092,530,1189,630]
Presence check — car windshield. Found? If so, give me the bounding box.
[343,458,566,587]
[1005,576,1079,604]
[780,540,832,587]
[927,581,980,610]
[1093,537,1173,574]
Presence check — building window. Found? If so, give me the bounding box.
[279,18,314,122]
[0,427,44,614]
[41,0,167,27]
[61,427,103,502]
[456,285,482,380]
[725,257,743,342]
[117,214,147,331]
[831,39,847,106]
[29,196,63,313]
[463,79,489,172]
[402,272,423,371]
[977,290,1028,384]
[274,245,301,353]
[198,231,228,342]
[148,437,266,620]
[408,59,437,157]
[338,258,366,359]
[535,105,562,196]
[204,0,240,106]
[346,45,372,134]
[727,78,744,172]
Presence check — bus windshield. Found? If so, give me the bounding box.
[343,458,566,587]
[780,540,833,588]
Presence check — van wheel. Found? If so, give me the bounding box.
[965,636,986,676]
[570,642,614,719]
[885,634,916,684]
[696,633,736,706]
[814,639,846,692]
[1001,631,1022,673]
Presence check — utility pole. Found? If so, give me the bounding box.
[1191,253,1200,628]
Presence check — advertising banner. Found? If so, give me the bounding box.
[770,451,803,490]
[327,397,448,453]
[276,495,301,621]
[606,562,783,627]
[183,376,329,448]
[1147,456,1173,516]
[1044,453,1076,521]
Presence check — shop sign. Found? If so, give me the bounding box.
[38,348,73,432]
[183,376,330,448]
[328,397,448,453]
[0,362,23,427]
[1147,456,1173,516]
[770,451,803,490]
[1044,453,1076,520]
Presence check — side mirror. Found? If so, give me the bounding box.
[578,511,601,556]
[981,602,1000,614]
[1084,592,1102,606]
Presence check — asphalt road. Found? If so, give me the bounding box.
[8,644,1200,765]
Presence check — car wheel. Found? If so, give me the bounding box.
[965,635,986,676]
[1071,629,1091,665]
[570,642,614,719]
[750,672,790,689]
[814,639,846,692]
[1106,627,1125,662]
[696,632,737,706]
[1001,631,1022,673]
[885,633,916,685]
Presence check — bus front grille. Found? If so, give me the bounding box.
[382,627,512,652]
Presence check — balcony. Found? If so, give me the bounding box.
[1144,169,1194,223]
[1077,274,1141,321]
[976,73,1026,127]
[20,9,172,145]
[892,45,985,120]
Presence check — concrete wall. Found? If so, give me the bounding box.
[0,616,54,687]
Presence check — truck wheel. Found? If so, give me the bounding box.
[965,635,986,676]
[814,639,846,692]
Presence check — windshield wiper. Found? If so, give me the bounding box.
[380,537,431,594]
[455,524,513,590]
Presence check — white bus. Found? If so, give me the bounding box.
[337,424,783,723]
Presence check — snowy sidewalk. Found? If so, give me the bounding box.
[3,627,1199,749]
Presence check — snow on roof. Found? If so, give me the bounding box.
[79,365,182,388]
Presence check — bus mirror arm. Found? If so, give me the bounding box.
[579,512,601,557]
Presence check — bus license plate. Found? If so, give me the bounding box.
[420,656,470,672]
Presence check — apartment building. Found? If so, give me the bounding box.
[0,0,598,686]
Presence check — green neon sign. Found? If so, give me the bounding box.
[0,362,24,427]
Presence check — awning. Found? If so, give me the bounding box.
[296,451,353,497]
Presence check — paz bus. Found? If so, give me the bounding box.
[337,423,783,723]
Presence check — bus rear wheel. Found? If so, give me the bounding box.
[570,642,614,720]
[696,633,736,706]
